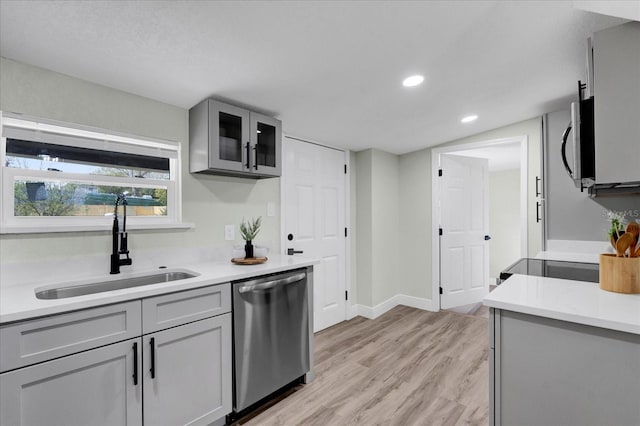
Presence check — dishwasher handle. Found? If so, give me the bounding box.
[238,272,306,294]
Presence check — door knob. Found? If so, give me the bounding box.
[287,248,303,255]
[484,235,491,241]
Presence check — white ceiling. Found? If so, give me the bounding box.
[0,1,627,154]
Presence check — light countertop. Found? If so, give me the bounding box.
[484,274,640,335]
[0,255,318,324]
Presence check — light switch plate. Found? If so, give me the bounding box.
[224,225,234,241]
[267,202,276,217]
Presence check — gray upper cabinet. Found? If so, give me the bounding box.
[189,99,282,178]
[593,21,640,184]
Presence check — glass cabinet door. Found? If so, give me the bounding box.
[250,112,281,177]
[208,100,250,172]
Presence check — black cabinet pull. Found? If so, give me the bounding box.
[536,201,542,223]
[253,145,258,170]
[535,176,541,197]
[132,342,139,386]
[245,142,251,169]
[150,337,156,379]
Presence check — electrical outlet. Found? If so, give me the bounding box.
[224,225,234,241]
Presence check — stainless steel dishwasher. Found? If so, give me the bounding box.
[232,268,310,413]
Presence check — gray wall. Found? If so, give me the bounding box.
[352,118,542,310]
[0,58,281,264]
[544,109,639,241]
[355,149,402,307]
[355,150,373,307]
[439,117,542,257]
[489,169,521,279]
[399,149,432,299]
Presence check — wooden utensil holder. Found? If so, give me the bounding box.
[599,254,640,294]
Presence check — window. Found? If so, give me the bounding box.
[1,112,183,233]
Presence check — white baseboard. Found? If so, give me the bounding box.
[353,294,437,320]
[346,303,359,320]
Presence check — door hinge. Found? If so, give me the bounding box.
[344,164,347,174]
[345,290,348,300]
[438,169,443,177]
[439,287,443,295]
[345,227,348,237]
[439,227,443,236]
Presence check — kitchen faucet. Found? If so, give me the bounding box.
[110,192,132,274]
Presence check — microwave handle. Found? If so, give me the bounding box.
[561,123,574,178]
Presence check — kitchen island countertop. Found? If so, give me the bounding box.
[484,274,640,335]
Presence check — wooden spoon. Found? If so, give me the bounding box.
[626,222,639,237]
[627,223,640,257]
[616,232,635,257]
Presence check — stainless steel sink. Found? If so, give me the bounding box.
[35,270,199,300]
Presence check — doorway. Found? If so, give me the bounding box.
[432,136,528,312]
[281,136,350,332]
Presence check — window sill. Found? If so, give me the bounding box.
[0,222,195,235]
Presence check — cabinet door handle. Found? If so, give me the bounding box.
[253,145,258,170]
[536,201,542,223]
[245,142,251,170]
[150,337,156,379]
[535,176,541,197]
[132,342,139,386]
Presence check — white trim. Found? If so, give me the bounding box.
[519,138,529,257]
[2,112,180,149]
[431,136,529,312]
[344,149,355,320]
[353,294,436,320]
[279,147,286,256]
[1,112,184,233]
[284,134,345,152]
[0,222,195,235]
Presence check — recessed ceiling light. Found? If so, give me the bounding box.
[402,75,424,87]
[461,115,478,123]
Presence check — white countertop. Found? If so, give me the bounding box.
[0,254,318,324]
[484,274,640,335]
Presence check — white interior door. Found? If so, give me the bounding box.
[283,137,346,332]
[439,154,489,310]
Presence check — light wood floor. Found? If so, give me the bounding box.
[239,305,489,426]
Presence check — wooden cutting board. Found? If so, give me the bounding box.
[231,257,268,265]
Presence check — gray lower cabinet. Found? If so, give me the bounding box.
[1,338,142,426]
[0,283,232,426]
[143,314,232,426]
[490,308,640,426]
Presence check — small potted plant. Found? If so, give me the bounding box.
[240,217,262,259]
[607,211,625,249]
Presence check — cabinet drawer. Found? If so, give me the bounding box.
[142,283,231,333]
[0,301,142,373]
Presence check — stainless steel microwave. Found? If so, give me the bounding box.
[561,82,595,190]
